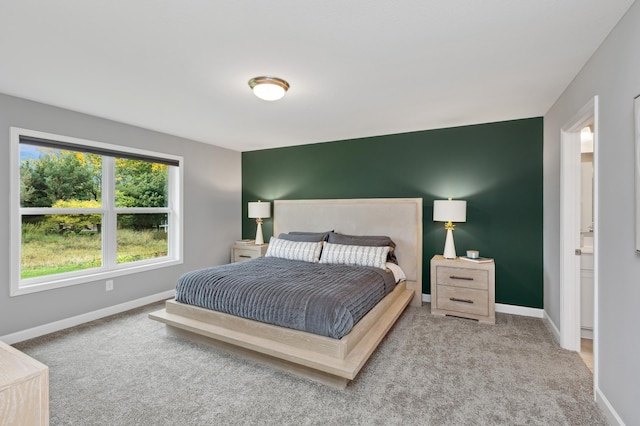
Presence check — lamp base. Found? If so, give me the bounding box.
[255,221,265,245]
[442,228,457,259]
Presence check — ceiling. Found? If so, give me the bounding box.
[0,1,635,152]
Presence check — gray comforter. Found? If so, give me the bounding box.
[175,257,396,339]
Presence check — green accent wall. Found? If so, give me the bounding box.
[242,117,543,308]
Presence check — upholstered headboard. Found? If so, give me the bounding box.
[273,198,422,306]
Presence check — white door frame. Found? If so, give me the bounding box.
[559,96,599,392]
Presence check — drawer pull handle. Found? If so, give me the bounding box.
[450,275,474,281]
[450,297,474,304]
[239,255,252,258]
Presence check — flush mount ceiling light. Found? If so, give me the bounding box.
[248,76,290,101]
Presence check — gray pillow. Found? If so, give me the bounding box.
[278,231,331,242]
[327,232,398,264]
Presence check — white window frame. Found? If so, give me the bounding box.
[10,127,184,296]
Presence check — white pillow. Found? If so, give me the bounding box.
[319,242,389,270]
[265,237,323,263]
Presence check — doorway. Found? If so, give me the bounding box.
[559,97,598,388]
[579,124,594,372]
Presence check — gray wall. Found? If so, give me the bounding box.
[0,93,241,336]
[544,2,640,424]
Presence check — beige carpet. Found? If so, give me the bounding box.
[14,301,606,425]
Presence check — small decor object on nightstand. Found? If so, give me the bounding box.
[430,255,495,324]
[460,256,493,264]
[235,239,255,245]
[466,250,479,259]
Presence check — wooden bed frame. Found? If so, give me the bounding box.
[149,198,422,389]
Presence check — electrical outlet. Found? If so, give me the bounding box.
[106,280,114,291]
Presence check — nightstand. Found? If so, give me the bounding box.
[430,255,495,324]
[231,243,268,263]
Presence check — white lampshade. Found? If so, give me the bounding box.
[248,201,271,219]
[433,199,467,223]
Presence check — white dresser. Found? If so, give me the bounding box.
[0,341,49,425]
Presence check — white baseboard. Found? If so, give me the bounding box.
[596,387,626,426]
[0,290,175,345]
[422,294,544,318]
[495,303,544,318]
[543,310,561,343]
[581,328,593,339]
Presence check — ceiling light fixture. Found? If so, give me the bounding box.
[248,76,290,101]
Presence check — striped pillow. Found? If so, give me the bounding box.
[265,237,323,263]
[319,242,389,270]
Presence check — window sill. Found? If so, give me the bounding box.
[11,258,183,297]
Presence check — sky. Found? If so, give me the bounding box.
[20,144,54,160]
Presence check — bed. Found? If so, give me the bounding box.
[149,198,422,389]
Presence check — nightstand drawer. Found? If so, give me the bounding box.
[233,248,260,262]
[436,266,489,290]
[436,285,489,317]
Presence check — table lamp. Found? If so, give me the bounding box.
[248,200,271,245]
[433,198,467,259]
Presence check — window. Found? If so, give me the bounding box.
[11,128,183,296]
